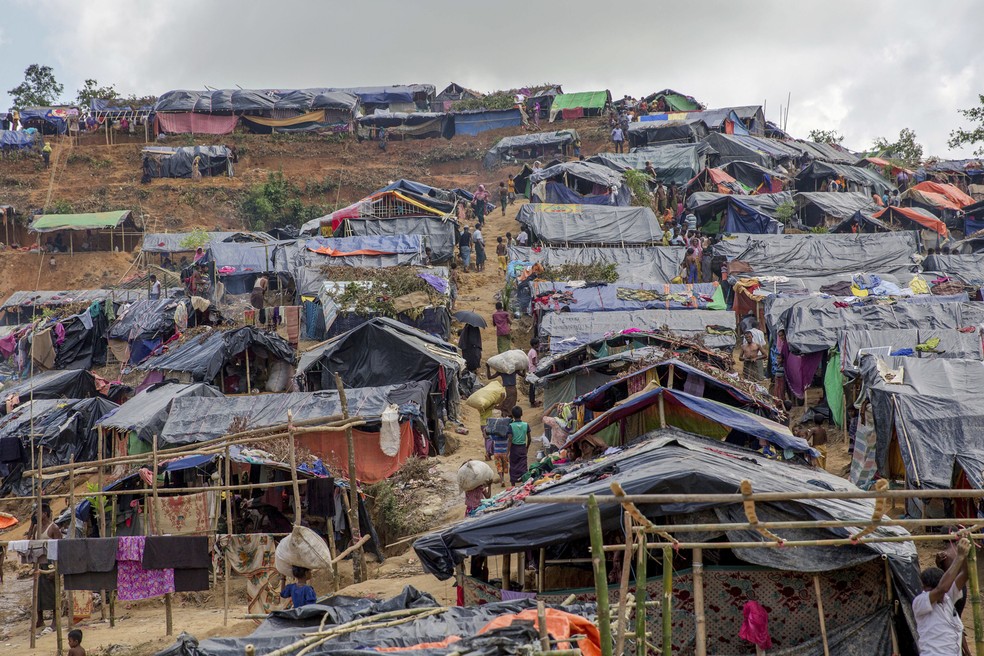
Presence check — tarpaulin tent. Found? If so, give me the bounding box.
[856,157,914,179]
[142,146,232,179]
[794,191,882,227]
[0,370,99,414]
[322,223,437,261]
[860,355,984,491]
[274,240,422,298]
[534,346,664,409]
[95,382,223,455]
[305,235,421,257]
[0,289,150,326]
[839,328,982,377]
[924,254,984,286]
[271,89,360,113]
[331,85,434,107]
[539,309,737,353]
[18,107,77,135]
[138,326,294,382]
[902,181,975,211]
[154,89,276,113]
[689,106,766,135]
[200,239,290,294]
[30,210,137,233]
[357,112,453,139]
[795,162,895,195]
[529,281,722,314]
[786,140,857,164]
[586,143,708,186]
[712,231,920,278]
[516,204,662,245]
[318,276,451,341]
[452,109,522,136]
[642,108,750,136]
[507,245,685,284]
[530,161,630,206]
[483,130,579,168]
[685,167,746,195]
[241,110,352,134]
[548,90,611,122]
[0,130,38,150]
[643,89,705,112]
[832,206,948,238]
[687,191,792,234]
[140,231,275,254]
[704,132,802,169]
[156,113,238,135]
[627,120,707,147]
[721,160,790,193]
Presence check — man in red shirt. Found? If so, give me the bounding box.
[492,302,512,353]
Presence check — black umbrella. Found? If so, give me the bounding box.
[454,310,487,328]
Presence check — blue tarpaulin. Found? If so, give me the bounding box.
[0,130,38,149]
[537,181,628,206]
[452,109,522,136]
[726,198,784,234]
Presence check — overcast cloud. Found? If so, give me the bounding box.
[2,0,982,156]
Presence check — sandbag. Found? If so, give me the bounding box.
[487,349,529,374]
[457,460,496,492]
[265,359,293,392]
[465,379,505,411]
[275,525,332,577]
[379,404,401,457]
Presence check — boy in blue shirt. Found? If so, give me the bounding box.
[281,566,317,608]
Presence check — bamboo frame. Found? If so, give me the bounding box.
[586,495,613,656]
[334,373,366,582]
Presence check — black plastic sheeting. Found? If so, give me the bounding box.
[627,120,707,147]
[413,430,920,588]
[516,204,662,245]
[96,382,224,446]
[158,384,430,448]
[586,143,709,185]
[108,298,180,342]
[924,254,984,287]
[142,146,231,179]
[138,327,294,382]
[795,162,895,195]
[357,112,454,139]
[0,370,99,414]
[56,311,110,370]
[0,397,119,497]
[861,355,984,490]
[712,232,920,278]
[156,587,597,656]
[508,245,685,284]
[721,160,791,188]
[483,131,579,167]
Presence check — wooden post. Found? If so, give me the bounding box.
[537,600,549,651]
[587,495,613,656]
[326,518,339,591]
[96,427,108,621]
[883,558,900,656]
[668,363,675,390]
[518,551,526,590]
[662,546,673,656]
[615,513,633,656]
[54,559,63,655]
[658,389,666,428]
[967,543,984,656]
[244,349,252,394]
[224,446,233,626]
[502,553,511,593]
[67,456,76,628]
[286,411,302,526]
[812,576,830,656]
[693,548,707,656]
[634,531,647,656]
[538,548,546,594]
[333,373,366,582]
[30,448,43,649]
[152,434,173,636]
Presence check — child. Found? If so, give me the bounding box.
[496,236,507,277]
[281,566,317,608]
[505,231,514,247]
[507,175,516,204]
[487,418,511,487]
[491,301,512,353]
[809,416,829,470]
[508,406,531,486]
[527,338,540,407]
[68,629,85,656]
[465,480,492,514]
[498,182,509,216]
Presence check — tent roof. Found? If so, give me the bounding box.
[904,181,975,208]
[539,309,737,353]
[1,288,151,311]
[586,143,708,185]
[530,161,623,188]
[508,244,685,284]
[872,205,948,237]
[138,326,294,380]
[795,191,882,220]
[516,204,663,245]
[141,231,275,254]
[642,89,705,110]
[0,370,99,412]
[95,382,223,444]
[549,90,611,111]
[796,162,895,195]
[687,191,793,215]
[30,210,134,233]
[924,254,984,286]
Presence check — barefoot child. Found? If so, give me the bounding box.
[68,629,85,656]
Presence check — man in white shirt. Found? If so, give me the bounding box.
[516,230,528,246]
[912,537,971,656]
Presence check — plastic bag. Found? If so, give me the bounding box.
[379,404,401,457]
[275,525,333,576]
[465,380,505,411]
[457,460,496,492]
[486,349,530,374]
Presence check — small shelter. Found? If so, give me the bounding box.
[831,206,948,239]
[795,162,895,196]
[30,210,142,252]
[586,143,709,186]
[0,370,101,415]
[107,296,220,364]
[141,146,233,179]
[529,161,630,206]
[902,181,975,213]
[516,204,663,246]
[451,109,523,136]
[434,82,483,106]
[548,90,611,122]
[357,112,453,140]
[794,191,882,228]
[642,89,705,112]
[685,167,746,195]
[704,132,802,169]
[627,119,708,148]
[686,190,792,234]
[483,130,579,168]
[720,160,789,193]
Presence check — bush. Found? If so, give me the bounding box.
[46,199,74,214]
[238,171,328,231]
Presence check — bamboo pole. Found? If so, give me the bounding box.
[152,434,173,636]
[538,601,549,652]
[287,411,302,527]
[30,448,42,649]
[813,576,830,656]
[54,559,63,656]
[662,546,672,656]
[693,548,706,656]
[538,548,546,594]
[67,456,76,629]
[334,373,365,582]
[615,513,633,656]
[657,389,666,428]
[524,488,984,505]
[224,446,233,626]
[502,553,511,593]
[967,542,984,656]
[883,558,900,656]
[331,534,370,565]
[326,518,339,591]
[634,531,647,656]
[587,495,613,656]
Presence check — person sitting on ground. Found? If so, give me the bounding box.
[809,415,829,469]
[913,537,971,656]
[281,566,317,609]
[739,331,767,381]
[68,629,86,656]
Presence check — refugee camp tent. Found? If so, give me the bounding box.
[787,140,857,164]
[414,430,918,656]
[712,231,921,279]
[529,281,723,316]
[643,89,705,112]
[332,85,434,111]
[856,157,914,180]
[831,206,948,238]
[357,112,453,140]
[642,108,750,136]
[95,382,224,456]
[539,309,737,353]
[686,191,792,234]
[0,370,100,414]
[902,181,975,211]
[685,167,746,195]
[108,296,219,364]
[838,328,983,378]
[157,386,433,481]
[721,160,790,193]
[516,204,663,245]
[451,109,523,136]
[0,289,150,326]
[507,245,685,285]
[627,120,708,148]
[298,317,463,434]
[0,130,39,150]
[795,162,895,196]
[141,146,233,179]
[140,231,275,255]
[924,254,984,287]
[529,161,630,205]
[548,90,610,122]
[483,131,578,168]
[534,346,665,409]
[794,191,882,227]
[138,326,295,387]
[200,238,289,294]
[434,83,483,105]
[587,143,709,185]
[704,132,806,169]
[18,107,78,134]
[30,210,142,251]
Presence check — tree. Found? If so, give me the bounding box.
[7,64,64,107]
[871,128,924,166]
[949,94,984,156]
[808,129,844,145]
[76,79,119,108]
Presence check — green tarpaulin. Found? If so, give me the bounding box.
[549,91,610,121]
[824,351,845,427]
[31,210,132,232]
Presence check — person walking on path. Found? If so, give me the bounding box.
[473,184,490,225]
[611,125,625,153]
[487,363,518,418]
[42,141,52,169]
[496,237,507,277]
[498,182,509,216]
[492,301,512,353]
[473,223,486,273]
[459,226,472,271]
[507,406,530,485]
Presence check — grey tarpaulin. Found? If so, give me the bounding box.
[539,308,737,353]
[687,190,793,214]
[95,382,224,447]
[713,231,920,277]
[158,383,429,448]
[483,130,578,168]
[762,291,968,334]
[274,240,423,297]
[0,370,99,414]
[141,231,275,254]
[626,119,707,147]
[154,89,359,113]
[508,245,685,284]
[721,160,792,189]
[840,328,983,376]
[795,191,882,223]
[795,161,895,195]
[529,281,720,313]
[516,204,663,245]
[142,146,231,179]
[924,254,984,287]
[704,132,803,168]
[108,298,182,342]
[138,327,295,381]
[530,161,626,190]
[586,143,709,185]
[860,355,984,490]
[345,215,458,264]
[0,288,150,313]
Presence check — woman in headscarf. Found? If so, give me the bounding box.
[457,324,483,373]
[472,184,490,226]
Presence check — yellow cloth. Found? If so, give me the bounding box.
[850,285,869,297]
[815,445,828,470]
[909,277,930,295]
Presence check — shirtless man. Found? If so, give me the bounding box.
[739,331,767,381]
[809,415,828,469]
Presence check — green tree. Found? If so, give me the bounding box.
[7,64,64,107]
[76,79,119,108]
[808,129,844,145]
[871,128,924,166]
[949,94,984,156]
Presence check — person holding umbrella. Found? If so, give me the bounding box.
[455,310,486,373]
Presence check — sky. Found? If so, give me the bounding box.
[1,0,982,157]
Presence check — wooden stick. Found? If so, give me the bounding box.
[883,558,900,656]
[224,446,233,627]
[287,411,301,527]
[326,518,339,591]
[538,600,549,651]
[524,488,984,505]
[662,546,672,656]
[152,433,173,636]
[30,448,42,649]
[67,456,76,628]
[54,559,63,656]
[693,548,707,656]
[538,548,546,594]
[634,531,647,656]
[614,512,633,656]
[334,373,365,582]
[967,542,984,656]
[813,576,830,656]
[587,495,613,656]
[331,534,370,565]
[502,552,511,593]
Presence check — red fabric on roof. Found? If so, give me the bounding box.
[873,206,948,237]
[155,113,238,135]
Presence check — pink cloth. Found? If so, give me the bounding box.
[739,600,772,649]
[783,350,824,400]
[156,112,238,135]
[53,322,65,346]
[116,536,175,601]
[0,335,16,359]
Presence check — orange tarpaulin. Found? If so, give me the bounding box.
[909,181,974,208]
[307,245,398,257]
[873,206,949,237]
[296,423,414,484]
[479,608,603,656]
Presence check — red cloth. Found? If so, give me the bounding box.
[739,600,772,649]
[561,107,584,120]
[156,113,238,135]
